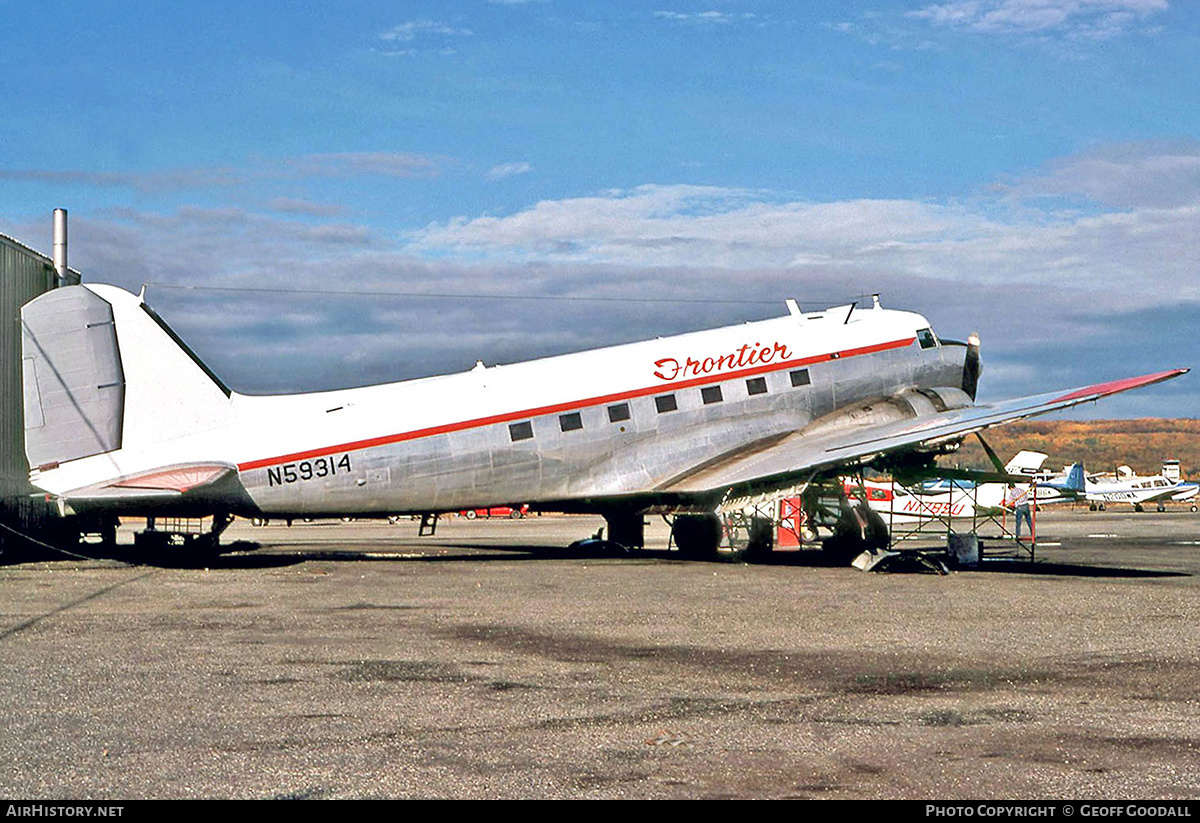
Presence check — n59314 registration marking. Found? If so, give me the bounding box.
[267,454,352,486]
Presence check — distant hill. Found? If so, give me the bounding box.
[939,419,1200,480]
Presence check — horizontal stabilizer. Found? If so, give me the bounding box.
[52,463,240,513]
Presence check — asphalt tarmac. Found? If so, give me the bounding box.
[1,508,1198,799]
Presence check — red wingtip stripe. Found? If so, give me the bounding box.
[1051,369,1189,405]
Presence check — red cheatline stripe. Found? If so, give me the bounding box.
[236,336,917,471]
[1050,369,1188,405]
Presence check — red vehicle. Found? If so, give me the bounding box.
[460,505,529,520]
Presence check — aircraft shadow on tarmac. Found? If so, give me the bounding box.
[3,539,1189,578]
[118,543,1193,578]
[963,559,1188,578]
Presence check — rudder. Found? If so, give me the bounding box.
[22,284,234,471]
[22,287,125,468]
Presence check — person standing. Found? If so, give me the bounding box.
[1005,482,1033,541]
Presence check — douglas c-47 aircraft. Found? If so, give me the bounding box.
[20,284,1188,559]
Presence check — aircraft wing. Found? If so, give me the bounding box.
[1173,484,1199,502]
[661,369,1188,498]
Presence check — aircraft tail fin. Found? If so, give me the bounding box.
[22,284,234,471]
[1061,463,1085,493]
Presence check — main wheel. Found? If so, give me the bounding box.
[672,514,722,560]
[739,516,775,563]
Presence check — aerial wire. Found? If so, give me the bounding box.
[142,282,867,307]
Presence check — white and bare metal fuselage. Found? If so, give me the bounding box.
[26,285,966,519]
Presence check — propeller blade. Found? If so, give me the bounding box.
[961,332,981,400]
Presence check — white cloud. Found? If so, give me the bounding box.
[288,152,443,179]
[1003,141,1200,208]
[0,166,240,193]
[0,152,444,195]
[486,161,533,181]
[374,20,473,57]
[12,142,1194,413]
[402,178,1200,307]
[654,11,738,24]
[400,150,1200,321]
[908,0,1168,39]
[268,197,349,218]
[378,21,474,43]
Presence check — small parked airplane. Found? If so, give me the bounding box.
[916,454,1087,511]
[20,283,1187,558]
[835,452,1085,525]
[1085,464,1199,512]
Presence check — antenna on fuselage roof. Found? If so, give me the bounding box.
[785,298,801,316]
[872,293,881,309]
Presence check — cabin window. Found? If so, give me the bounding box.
[790,368,810,387]
[655,394,678,413]
[559,412,583,432]
[916,328,938,349]
[701,386,723,405]
[607,403,630,423]
[509,421,533,442]
[746,377,767,396]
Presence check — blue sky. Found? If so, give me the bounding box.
[1,0,1197,418]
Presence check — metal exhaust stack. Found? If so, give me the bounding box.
[52,208,68,284]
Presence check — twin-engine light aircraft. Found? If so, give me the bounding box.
[20,284,1187,559]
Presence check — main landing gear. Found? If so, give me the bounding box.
[578,494,889,565]
[669,512,775,562]
[821,495,890,565]
[670,513,723,559]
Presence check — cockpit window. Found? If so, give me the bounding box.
[916,328,939,349]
